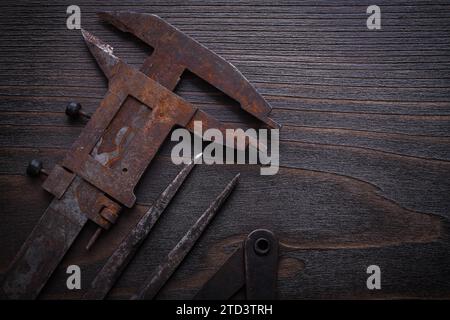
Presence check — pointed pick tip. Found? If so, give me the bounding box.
[80,29,111,51]
[265,117,281,130]
[80,28,92,41]
[193,152,203,163]
[80,28,100,47]
[182,153,202,170]
[81,29,119,79]
[216,173,240,203]
[229,173,240,187]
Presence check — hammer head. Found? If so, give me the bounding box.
[98,11,280,129]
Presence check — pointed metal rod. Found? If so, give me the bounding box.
[83,154,202,300]
[131,172,240,300]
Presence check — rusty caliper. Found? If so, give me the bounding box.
[1,12,279,299]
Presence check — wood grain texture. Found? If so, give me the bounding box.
[0,0,449,299]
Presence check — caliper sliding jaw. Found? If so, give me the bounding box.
[1,12,278,300]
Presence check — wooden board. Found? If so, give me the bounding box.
[0,0,449,299]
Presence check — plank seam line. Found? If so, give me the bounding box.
[282,139,450,165]
[283,124,450,140]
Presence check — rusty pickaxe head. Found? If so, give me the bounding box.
[97,11,280,130]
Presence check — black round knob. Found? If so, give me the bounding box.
[65,102,82,118]
[27,159,43,177]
